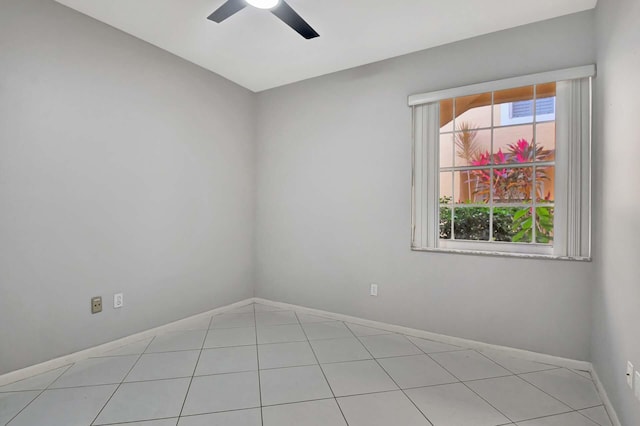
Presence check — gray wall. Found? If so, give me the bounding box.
[0,0,255,374]
[592,0,640,423]
[255,11,596,361]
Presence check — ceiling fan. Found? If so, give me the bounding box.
[208,0,319,39]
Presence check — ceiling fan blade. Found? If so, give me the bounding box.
[208,0,246,23]
[271,1,319,39]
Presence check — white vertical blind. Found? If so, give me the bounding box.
[412,103,440,249]
[554,77,591,258]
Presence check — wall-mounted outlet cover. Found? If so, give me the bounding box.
[114,293,123,309]
[370,284,378,297]
[628,362,634,388]
[635,371,640,401]
[91,296,102,314]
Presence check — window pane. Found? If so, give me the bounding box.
[535,83,557,123]
[440,133,454,168]
[494,125,534,164]
[456,170,489,204]
[533,98,555,117]
[493,167,533,203]
[535,166,555,202]
[454,207,490,241]
[440,99,454,133]
[535,206,554,244]
[511,100,535,118]
[440,206,452,239]
[455,92,492,129]
[454,128,491,167]
[536,121,556,161]
[492,207,518,242]
[439,172,453,204]
[494,85,534,126]
[493,206,533,243]
[536,82,556,99]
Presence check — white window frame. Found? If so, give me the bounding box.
[409,65,594,261]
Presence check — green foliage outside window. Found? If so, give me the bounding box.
[440,202,554,243]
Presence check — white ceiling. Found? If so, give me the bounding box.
[54,0,597,92]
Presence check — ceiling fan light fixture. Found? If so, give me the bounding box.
[209,0,319,39]
[245,0,280,9]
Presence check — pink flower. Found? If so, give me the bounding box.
[507,139,533,163]
[517,138,529,152]
[472,151,490,166]
[494,168,508,178]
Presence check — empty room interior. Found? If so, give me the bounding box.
[1,0,639,425]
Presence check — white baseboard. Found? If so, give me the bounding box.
[590,367,623,426]
[252,297,592,371]
[0,298,254,387]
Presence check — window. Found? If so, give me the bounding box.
[410,66,593,259]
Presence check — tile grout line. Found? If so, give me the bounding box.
[518,369,591,403]
[95,415,178,426]
[433,346,570,420]
[424,348,594,424]
[573,406,612,426]
[91,346,214,358]
[30,361,540,393]
[175,313,216,422]
[4,363,74,425]
[0,363,72,391]
[344,323,391,338]
[566,368,594,380]
[3,351,511,395]
[252,304,264,426]
[422,348,524,424]
[207,310,256,330]
[343,322,435,426]
[473,347,608,423]
[474,348,562,375]
[516,370,599,418]
[294,312,351,426]
[36,362,78,392]
[376,336,519,423]
[92,397,609,426]
[82,335,462,369]
[89,336,157,426]
[508,409,601,425]
[342,319,606,425]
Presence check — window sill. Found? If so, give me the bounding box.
[411,246,591,262]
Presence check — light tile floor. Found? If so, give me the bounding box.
[0,303,613,426]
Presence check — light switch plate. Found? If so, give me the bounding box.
[635,372,640,401]
[370,284,378,296]
[113,293,123,309]
[627,362,634,388]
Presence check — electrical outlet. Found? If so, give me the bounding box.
[635,372,640,401]
[370,284,378,296]
[91,296,102,314]
[627,362,634,389]
[113,293,123,309]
